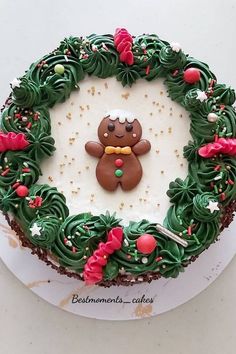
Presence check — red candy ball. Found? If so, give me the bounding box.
[183,68,201,84]
[15,185,29,198]
[136,234,157,254]
[115,158,124,167]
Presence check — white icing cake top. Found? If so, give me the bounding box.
[39,76,191,225]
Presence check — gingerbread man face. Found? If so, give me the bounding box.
[98,116,142,147]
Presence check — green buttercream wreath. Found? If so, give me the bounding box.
[0,30,236,284]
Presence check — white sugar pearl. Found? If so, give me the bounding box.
[141,257,148,264]
[22,116,28,122]
[104,132,108,137]
[207,113,218,123]
[132,133,137,138]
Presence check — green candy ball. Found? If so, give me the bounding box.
[115,169,123,177]
[54,64,65,75]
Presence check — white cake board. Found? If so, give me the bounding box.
[0,213,235,320]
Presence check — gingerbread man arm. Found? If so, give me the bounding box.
[132,139,151,155]
[85,141,104,158]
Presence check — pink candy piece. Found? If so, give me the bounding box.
[114,28,134,65]
[198,138,236,158]
[0,132,29,152]
[83,227,123,285]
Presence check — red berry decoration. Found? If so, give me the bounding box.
[15,185,29,197]
[136,234,157,254]
[183,68,201,84]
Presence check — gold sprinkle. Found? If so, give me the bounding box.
[157,203,160,207]
[158,109,162,113]
[58,122,62,126]
[48,176,53,182]
[87,122,90,126]
[179,114,183,118]
[169,112,173,116]
[160,91,164,95]
[70,181,73,184]
[79,106,84,111]
[161,170,164,174]
[85,166,89,170]
[155,133,158,137]
[160,130,164,134]
[78,171,81,174]
[60,171,63,175]
[64,155,67,158]
[129,205,133,208]
[149,128,152,132]
[180,163,184,167]
[144,94,148,98]
[152,101,156,105]
[168,127,172,133]
[156,102,159,106]
[86,105,90,110]
[120,202,124,207]
[139,198,143,201]
[121,92,130,100]
[70,102,74,106]
[156,150,160,154]
[176,154,180,158]
[98,91,101,95]
[104,82,108,89]
[76,132,79,135]
[149,112,153,116]
[161,105,165,109]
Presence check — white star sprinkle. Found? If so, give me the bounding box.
[196,90,208,102]
[170,42,182,53]
[207,201,219,213]
[30,223,42,237]
[10,78,21,89]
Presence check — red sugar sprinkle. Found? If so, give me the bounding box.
[214,165,221,171]
[12,182,20,189]
[64,238,68,244]
[1,168,10,176]
[33,113,39,121]
[15,113,21,119]
[72,247,77,253]
[228,179,234,185]
[155,256,163,262]
[145,65,150,75]
[26,122,32,129]
[220,192,226,201]
[172,69,179,77]
[187,226,192,236]
[22,168,30,173]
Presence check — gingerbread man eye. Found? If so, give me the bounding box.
[126,124,133,132]
[108,122,115,132]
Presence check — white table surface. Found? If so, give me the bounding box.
[0,0,236,353]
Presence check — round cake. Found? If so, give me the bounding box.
[0,28,235,287]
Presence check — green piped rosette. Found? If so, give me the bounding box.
[0,32,235,284]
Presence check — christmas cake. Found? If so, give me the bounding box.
[0,28,236,286]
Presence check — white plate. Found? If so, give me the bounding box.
[0,213,235,320]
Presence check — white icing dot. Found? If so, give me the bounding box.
[104,132,108,137]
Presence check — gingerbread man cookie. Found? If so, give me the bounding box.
[85,110,151,191]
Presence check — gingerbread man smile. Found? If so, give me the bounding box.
[85,109,151,191]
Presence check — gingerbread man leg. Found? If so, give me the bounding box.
[120,167,142,191]
[96,166,119,191]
